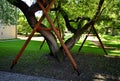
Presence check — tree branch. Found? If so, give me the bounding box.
[29,3,40,13]
[93,0,104,22]
[59,8,77,33]
[65,0,105,49]
[7,0,60,57]
[81,0,105,32]
[29,0,52,13]
[69,17,90,23]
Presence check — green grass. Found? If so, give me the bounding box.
[71,35,120,56]
[0,39,50,70]
[0,36,120,80]
[101,35,120,56]
[0,39,49,56]
[0,35,120,70]
[0,35,119,59]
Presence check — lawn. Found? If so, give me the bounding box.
[71,35,120,56]
[0,35,120,81]
[0,39,50,70]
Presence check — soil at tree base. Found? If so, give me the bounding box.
[1,53,120,81]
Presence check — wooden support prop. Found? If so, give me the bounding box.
[78,26,93,52]
[37,0,79,75]
[40,12,61,49]
[40,39,46,49]
[78,24,108,55]
[92,25,108,55]
[10,0,56,69]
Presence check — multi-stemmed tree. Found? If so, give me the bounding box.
[6,0,109,60]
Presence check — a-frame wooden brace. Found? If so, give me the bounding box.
[78,24,108,55]
[10,0,80,75]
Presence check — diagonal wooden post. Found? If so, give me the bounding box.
[92,25,108,55]
[78,24,108,55]
[78,27,93,53]
[39,11,61,49]
[10,0,56,69]
[37,0,79,75]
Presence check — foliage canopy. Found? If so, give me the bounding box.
[0,0,17,25]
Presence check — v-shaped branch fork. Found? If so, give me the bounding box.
[10,0,80,75]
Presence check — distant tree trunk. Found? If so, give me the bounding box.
[25,32,28,37]
[111,28,115,36]
[105,27,109,34]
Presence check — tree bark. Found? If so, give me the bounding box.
[60,0,104,50]
[7,0,104,60]
[7,0,61,59]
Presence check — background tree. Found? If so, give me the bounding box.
[0,0,17,25]
[95,0,120,35]
[17,11,32,36]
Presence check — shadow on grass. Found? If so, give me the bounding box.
[104,43,120,49]
[0,52,120,81]
[0,39,120,81]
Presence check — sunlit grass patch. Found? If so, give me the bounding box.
[108,50,120,56]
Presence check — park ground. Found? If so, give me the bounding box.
[0,35,120,81]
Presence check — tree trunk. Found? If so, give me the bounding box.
[7,0,62,60]
[7,0,104,61]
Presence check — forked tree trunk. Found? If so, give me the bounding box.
[7,0,104,61]
[25,10,62,60]
[7,0,63,60]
